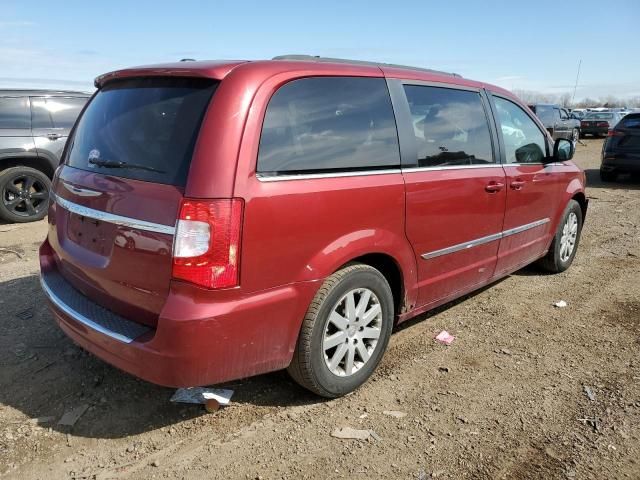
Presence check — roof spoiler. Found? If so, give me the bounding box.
[272,54,462,78]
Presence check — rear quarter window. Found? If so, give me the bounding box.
[65,77,218,187]
[620,115,640,129]
[257,77,400,175]
[0,97,30,129]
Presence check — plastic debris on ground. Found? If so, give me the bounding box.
[331,427,380,441]
[170,387,234,408]
[553,300,568,308]
[58,404,89,427]
[435,330,455,345]
[383,410,407,418]
[583,385,596,402]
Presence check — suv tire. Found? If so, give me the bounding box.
[288,263,394,398]
[0,166,51,223]
[537,200,583,273]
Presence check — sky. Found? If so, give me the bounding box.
[1,0,638,101]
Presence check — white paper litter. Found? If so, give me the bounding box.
[435,330,455,345]
[553,300,568,308]
[170,387,234,405]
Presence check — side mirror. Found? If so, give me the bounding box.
[553,138,574,161]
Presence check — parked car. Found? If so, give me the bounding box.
[0,90,90,222]
[600,113,640,181]
[528,104,581,142]
[581,111,624,137]
[39,57,587,397]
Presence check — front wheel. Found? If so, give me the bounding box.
[537,200,583,273]
[287,264,394,398]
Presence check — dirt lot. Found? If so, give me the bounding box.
[1,138,639,480]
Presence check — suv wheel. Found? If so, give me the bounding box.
[0,166,51,223]
[287,263,394,398]
[537,200,583,273]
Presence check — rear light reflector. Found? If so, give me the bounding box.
[597,121,609,127]
[172,198,243,289]
[607,129,624,137]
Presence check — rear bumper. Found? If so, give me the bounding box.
[581,127,608,136]
[601,154,640,174]
[40,240,319,387]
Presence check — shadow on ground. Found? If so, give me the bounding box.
[0,267,538,439]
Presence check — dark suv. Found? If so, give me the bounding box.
[0,90,89,222]
[528,104,581,142]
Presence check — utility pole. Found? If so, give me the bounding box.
[571,59,582,106]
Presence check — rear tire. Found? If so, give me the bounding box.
[599,170,616,182]
[287,263,394,398]
[0,166,51,223]
[537,200,583,273]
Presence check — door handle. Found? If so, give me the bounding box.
[510,180,526,190]
[485,181,504,193]
[47,133,61,140]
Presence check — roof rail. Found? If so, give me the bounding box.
[272,54,461,78]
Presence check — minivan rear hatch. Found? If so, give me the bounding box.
[47,77,218,327]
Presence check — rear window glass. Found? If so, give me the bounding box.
[620,115,640,129]
[257,77,400,175]
[0,97,30,129]
[31,97,88,129]
[532,105,554,122]
[403,85,494,167]
[66,78,218,187]
[585,113,613,119]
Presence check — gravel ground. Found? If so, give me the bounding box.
[0,138,639,480]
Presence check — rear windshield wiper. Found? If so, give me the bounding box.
[89,158,166,174]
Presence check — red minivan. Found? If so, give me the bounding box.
[40,56,587,397]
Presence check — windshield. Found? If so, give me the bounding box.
[65,77,218,187]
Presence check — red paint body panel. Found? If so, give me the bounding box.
[40,58,587,388]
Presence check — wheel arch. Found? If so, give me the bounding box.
[0,155,56,178]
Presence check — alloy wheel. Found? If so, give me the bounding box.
[1,173,49,219]
[323,288,383,377]
[559,212,578,262]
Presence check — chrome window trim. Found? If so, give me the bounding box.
[402,164,503,173]
[400,80,481,93]
[421,218,550,260]
[40,275,136,344]
[53,194,176,235]
[256,168,402,182]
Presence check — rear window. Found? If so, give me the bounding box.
[257,77,400,175]
[533,105,554,122]
[0,97,30,129]
[66,77,218,187]
[585,113,613,120]
[31,97,88,129]
[620,115,640,129]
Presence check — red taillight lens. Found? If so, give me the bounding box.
[597,121,609,127]
[580,121,587,127]
[607,129,623,137]
[172,198,243,289]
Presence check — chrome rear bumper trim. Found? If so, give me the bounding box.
[40,274,137,344]
[53,194,176,235]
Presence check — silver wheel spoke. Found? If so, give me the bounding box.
[329,311,349,331]
[345,291,357,321]
[329,343,348,371]
[324,331,347,350]
[355,289,371,318]
[344,344,355,375]
[355,340,370,363]
[361,304,381,326]
[360,327,380,340]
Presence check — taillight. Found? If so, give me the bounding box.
[172,198,243,289]
[580,121,587,127]
[597,121,609,127]
[607,129,624,137]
